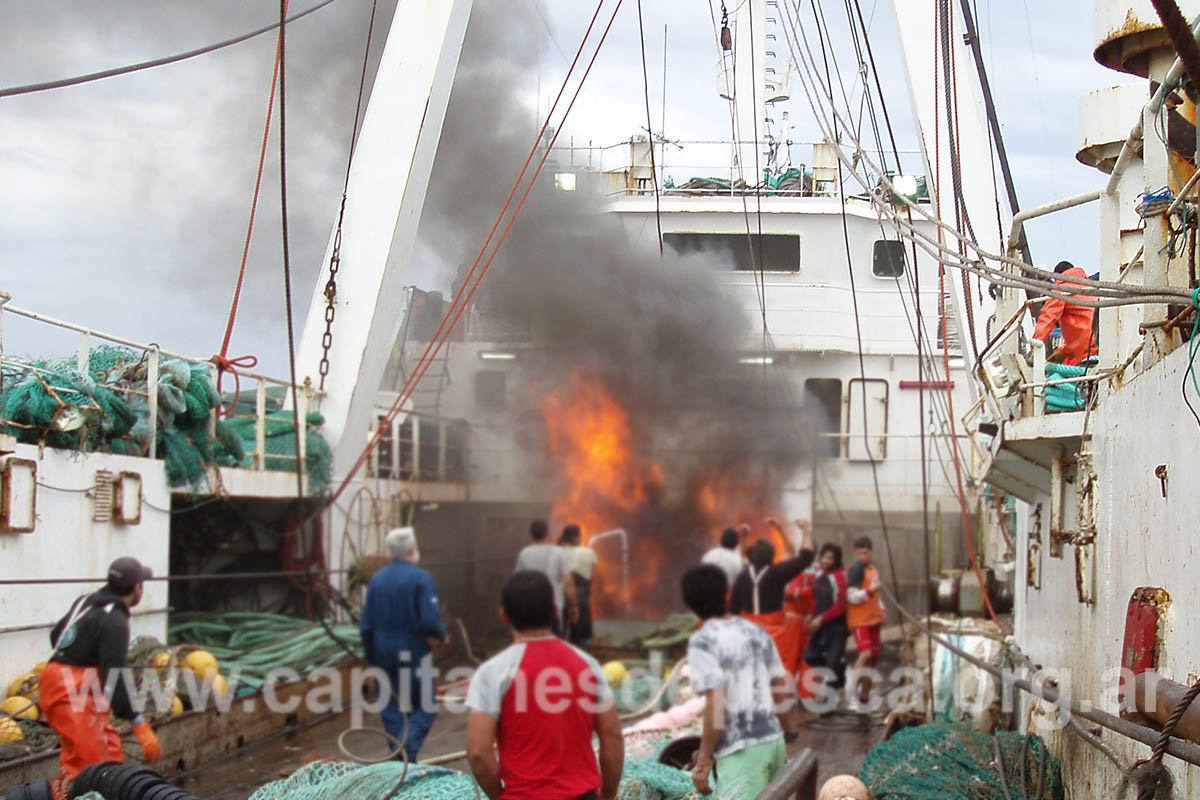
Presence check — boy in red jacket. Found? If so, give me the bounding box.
[801,544,848,697]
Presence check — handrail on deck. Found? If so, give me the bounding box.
[0,291,321,482]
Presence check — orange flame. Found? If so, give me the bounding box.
[539,370,792,619]
[689,470,790,559]
[540,370,667,616]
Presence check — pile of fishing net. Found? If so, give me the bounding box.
[249,761,475,800]
[860,721,1064,799]
[1044,362,1091,412]
[223,410,333,491]
[0,345,331,489]
[248,747,700,800]
[169,612,361,692]
[0,719,59,763]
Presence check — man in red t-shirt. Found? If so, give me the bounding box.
[466,571,624,800]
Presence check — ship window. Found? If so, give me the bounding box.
[873,239,906,277]
[805,378,842,458]
[663,233,800,272]
[475,370,507,409]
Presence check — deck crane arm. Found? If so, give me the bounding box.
[295,0,474,470]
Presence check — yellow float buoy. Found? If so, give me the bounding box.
[601,661,628,686]
[150,651,173,672]
[6,673,35,699]
[0,697,36,721]
[170,696,184,716]
[0,717,23,744]
[183,650,219,681]
[208,673,228,700]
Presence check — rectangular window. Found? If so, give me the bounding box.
[663,233,800,272]
[872,239,906,277]
[846,378,888,461]
[804,378,842,458]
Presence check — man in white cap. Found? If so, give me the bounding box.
[360,527,448,762]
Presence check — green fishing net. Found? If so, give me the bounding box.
[860,722,1064,800]
[0,345,329,489]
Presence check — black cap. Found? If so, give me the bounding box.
[107,556,153,592]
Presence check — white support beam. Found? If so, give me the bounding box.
[295,0,473,463]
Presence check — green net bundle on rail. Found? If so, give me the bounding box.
[0,345,331,489]
[860,721,1064,800]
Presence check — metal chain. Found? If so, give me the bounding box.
[318,0,378,392]
[317,195,346,391]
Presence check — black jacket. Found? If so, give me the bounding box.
[730,549,815,615]
[49,589,138,720]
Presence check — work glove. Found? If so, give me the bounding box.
[132,720,163,761]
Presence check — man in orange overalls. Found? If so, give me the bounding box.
[729,519,815,676]
[39,557,162,795]
[1032,261,1098,365]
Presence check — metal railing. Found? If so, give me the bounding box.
[367,408,469,485]
[0,291,321,481]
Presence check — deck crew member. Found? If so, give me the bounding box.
[558,524,598,649]
[803,544,849,693]
[700,527,744,589]
[1032,261,1098,365]
[729,519,815,676]
[360,527,448,763]
[39,556,163,789]
[515,519,578,636]
[466,571,624,800]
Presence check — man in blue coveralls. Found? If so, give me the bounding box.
[360,526,448,762]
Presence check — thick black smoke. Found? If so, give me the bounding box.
[421,3,814,491]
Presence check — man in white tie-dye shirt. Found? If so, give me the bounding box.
[681,564,794,799]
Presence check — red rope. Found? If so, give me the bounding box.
[213,0,289,413]
[324,0,624,508]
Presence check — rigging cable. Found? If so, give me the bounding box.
[275,0,320,616]
[635,0,663,255]
[213,4,294,408]
[0,0,342,99]
[808,0,906,632]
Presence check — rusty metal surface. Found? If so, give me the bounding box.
[1095,7,1169,76]
[1120,587,1171,715]
[1134,672,1200,744]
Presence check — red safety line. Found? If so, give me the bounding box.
[212,1,290,410]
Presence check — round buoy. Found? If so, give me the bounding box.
[6,672,35,699]
[207,673,228,700]
[151,651,173,673]
[601,661,628,685]
[1,696,37,720]
[818,775,869,800]
[170,696,184,716]
[183,650,219,681]
[0,716,24,743]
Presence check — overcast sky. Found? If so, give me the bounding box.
[0,0,1117,376]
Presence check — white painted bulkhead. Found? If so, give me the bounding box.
[1012,343,1200,796]
[0,444,170,689]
